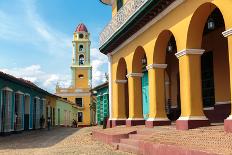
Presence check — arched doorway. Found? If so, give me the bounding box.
[187,3,231,123]
[146,30,179,128]
[126,46,147,126]
[178,2,231,130]
[200,7,230,123]
[113,58,129,127]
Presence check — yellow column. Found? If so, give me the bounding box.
[175,49,209,130]
[115,80,127,118]
[126,73,145,126]
[222,29,232,132]
[145,64,170,128]
[112,80,127,127]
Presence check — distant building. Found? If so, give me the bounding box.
[92,82,109,125]
[0,71,80,135]
[56,23,92,127]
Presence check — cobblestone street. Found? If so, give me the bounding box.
[0,127,131,155]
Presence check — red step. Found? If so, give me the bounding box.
[129,134,148,140]
[120,138,141,147]
[118,143,142,155]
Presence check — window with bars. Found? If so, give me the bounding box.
[1,90,13,133]
[15,93,23,131]
[78,112,83,122]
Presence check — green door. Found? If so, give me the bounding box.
[142,71,149,120]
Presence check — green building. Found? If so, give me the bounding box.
[92,82,109,125]
[0,71,51,135]
[55,98,79,127]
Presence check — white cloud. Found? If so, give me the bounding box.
[90,48,108,87]
[0,65,71,93]
[0,0,72,57]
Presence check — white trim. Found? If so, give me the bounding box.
[2,87,13,92]
[215,101,231,105]
[35,96,40,99]
[24,93,30,96]
[222,28,232,37]
[175,49,205,58]
[110,0,186,56]
[146,64,167,70]
[127,118,144,120]
[15,91,24,95]
[146,118,170,121]
[110,118,127,120]
[55,92,91,97]
[114,80,127,84]
[41,98,46,101]
[203,107,214,110]
[126,73,144,78]
[107,54,112,119]
[178,116,208,121]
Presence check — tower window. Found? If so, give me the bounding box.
[79,34,83,39]
[78,112,83,122]
[75,98,83,107]
[78,74,84,79]
[117,0,123,11]
[79,45,84,52]
[79,54,85,65]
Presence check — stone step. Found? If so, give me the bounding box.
[136,129,153,135]
[120,138,141,147]
[129,134,148,140]
[118,143,142,155]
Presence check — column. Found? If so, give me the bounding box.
[107,54,113,128]
[145,64,171,128]
[112,80,127,127]
[126,73,145,126]
[175,49,210,130]
[223,28,232,132]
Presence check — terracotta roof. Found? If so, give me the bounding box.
[0,71,54,96]
[92,82,108,91]
[75,23,88,33]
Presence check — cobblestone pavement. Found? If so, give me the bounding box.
[0,127,132,155]
[99,124,232,155]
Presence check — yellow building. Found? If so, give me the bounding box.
[56,23,92,126]
[99,0,232,131]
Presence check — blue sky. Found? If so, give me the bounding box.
[0,0,111,92]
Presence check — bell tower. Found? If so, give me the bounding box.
[71,23,92,89]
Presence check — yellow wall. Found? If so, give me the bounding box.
[74,68,89,88]
[110,0,232,118]
[59,95,91,126]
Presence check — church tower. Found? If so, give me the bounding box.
[56,23,92,126]
[71,23,92,89]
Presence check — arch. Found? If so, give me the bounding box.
[116,58,127,80]
[79,54,85,65]
[79,44,84,51]
[132,46,147,73]
[186,2,225,48]
[115,57,129,121]
[151,30,180,121]
[153,30,175,64]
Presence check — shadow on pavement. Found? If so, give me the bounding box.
[0,127,80,149]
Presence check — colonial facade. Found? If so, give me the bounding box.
[56,23,92,126]
[0,71,48,134]
[99,0,232,131]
